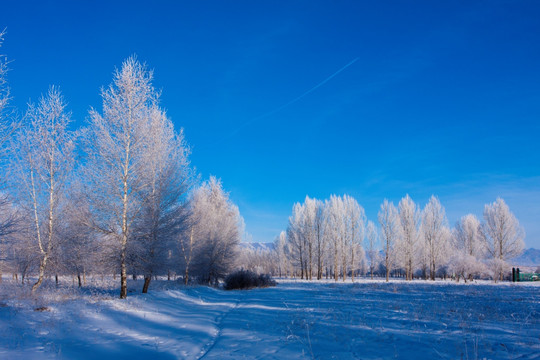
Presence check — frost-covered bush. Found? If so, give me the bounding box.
[448,253,487,283]
[223,270,276,290]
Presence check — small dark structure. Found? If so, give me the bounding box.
[512,267,540,282]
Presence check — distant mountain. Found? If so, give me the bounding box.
[509,248,540,267]
[240,242,275,251]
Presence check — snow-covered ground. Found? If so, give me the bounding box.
[0,278,538,359]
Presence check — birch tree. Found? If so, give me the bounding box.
[324,196,343,281]
[343,195,365,281]
[302,196,317,280]
[287,202,306,278]
[273,231,289,278]
[84,57,156,298]
[313,199,326,280]
[397,195,420,280]
[0,30,18,279]
[11,87,75,291]
[0,29,9,122]
[378,199,400,282]
[481,198,524,281]
[421,196,450,280]
[365,220,378,279]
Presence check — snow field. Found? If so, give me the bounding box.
[0,279,538,359]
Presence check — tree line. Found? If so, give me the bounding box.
[0,33,243,298]
[241,195,525,283]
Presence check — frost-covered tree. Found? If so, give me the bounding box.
[365,220,378,279]
[325,195,346,281]
[378,199,400,282]
[448,253,486,283]
[189,177,241,284]
[343,195,365,281]
[0,31,18,279]
[273,231,289,278]
[132,107,193,293]
[481,198,524,281]
[287,202,306,278]
[178,198,198,284]
[302,196,318,280]
[57,191,96,287]
[313,199,326,280]
[449,214,486,282]
[83,57,157,298]
[421,196,451,281]
[285,196,326,280]
[0,29,9,122]
[397,195,420,280]
[10,87,75,291]
[453,214,484,258]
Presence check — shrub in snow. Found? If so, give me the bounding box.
[448,253,487,283]
[224,270,276,290]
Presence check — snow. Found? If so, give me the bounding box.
[0,278,538,359]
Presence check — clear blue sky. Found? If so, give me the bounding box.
[1,1,539,247]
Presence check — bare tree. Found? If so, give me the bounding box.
[10,87,75,291]
[83,57,156,298]
[302,196,318,280]
[0,30,18,281]
[287,202,306,279]
[58,190,96,287]
[378,199,400,282]
[189,177,241,284]
[449,214,486,282]
[313,200,326,280]
[421,196,450,281]
[365,220,378,279]
[273,231,289,278]
[343,195,365,282]
[397,195,420,280]
[453,214,484,258]
[133,107,193,293]
[0,29,9,121]
[179,210,196,285]
[325,195,346,281]
[481,198,524,281]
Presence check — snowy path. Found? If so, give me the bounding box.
[0,280,538,359]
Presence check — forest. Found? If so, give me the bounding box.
[0,31,527,301]
[243,194,526,283]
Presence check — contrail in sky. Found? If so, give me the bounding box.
[201,57,359,149]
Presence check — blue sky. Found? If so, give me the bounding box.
[1,1,539,247]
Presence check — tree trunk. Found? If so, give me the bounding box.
[385,251,390,282]
[142,275,151,293]
[77,273,82,288]
[334,244,338,282]
[32,256,49,292]
[351,247,355,283]
[120,233,128,299]
[308,240,312,281]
